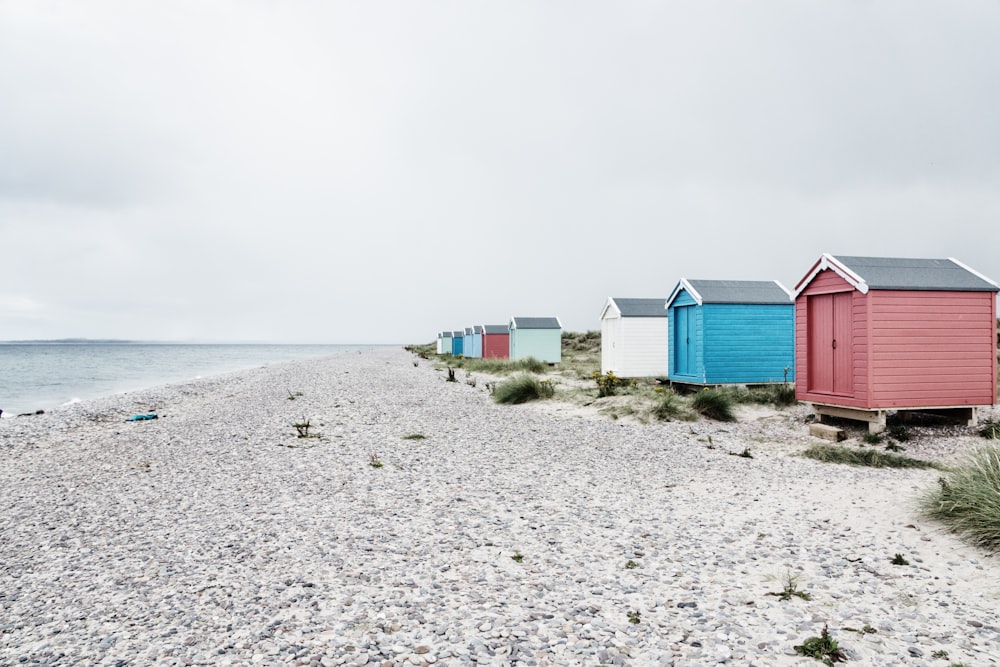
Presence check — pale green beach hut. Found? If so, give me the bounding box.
[509,316,562,363]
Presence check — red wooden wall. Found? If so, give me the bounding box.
[482,333,510,359]
[796,268,998,409]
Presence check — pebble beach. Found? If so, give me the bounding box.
[1,346,998,666]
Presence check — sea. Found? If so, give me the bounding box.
[0,341,385,418]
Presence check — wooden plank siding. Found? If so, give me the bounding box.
[701,304,794,384]
[796,267,998,409]
[617,318,669,378]
[867,290,996,407]
[482,334,509,359]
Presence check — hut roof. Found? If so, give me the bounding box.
[605,297,668,318]
[667,279,792,307]
[795,254,999,296]
[483,324,509,335]
[510,317,561,330]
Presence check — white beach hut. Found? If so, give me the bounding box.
[600,297,670,378]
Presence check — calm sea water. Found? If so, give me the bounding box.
[0,342,383,417]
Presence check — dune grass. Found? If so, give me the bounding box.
[802,444,942,469]
[922,444,1000,552]
[650,393,697,422]
[443,355,549,375]
[493,375,555,404]
[690,389,736,422]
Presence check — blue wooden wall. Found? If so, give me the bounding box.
[668,291,795,384]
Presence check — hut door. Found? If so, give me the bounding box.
[674,306,695,376]
[807,292,853,395]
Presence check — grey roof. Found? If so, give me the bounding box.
[441,331,453,338]
[473,325,483,334]
[510,316,561,329]
[687,280,792,304]
[610,297,668,317]
[483,324,509,335]
[452,330,464,337]
[465,327,474,335]
[833,256,999,292]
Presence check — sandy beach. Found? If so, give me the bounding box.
[1,346,998,666]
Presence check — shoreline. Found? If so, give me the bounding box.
[1,347,998,665]
[0,343,387,418]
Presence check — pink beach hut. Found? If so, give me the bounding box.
[793,254,999,432]
[481,324,510,359]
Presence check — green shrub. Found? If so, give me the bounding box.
[794,625,846,665]
[592,370,634,397]
[803,444,941,469]
[493,375,555,404]
[922,444,1000,552]
[691,389,735,422]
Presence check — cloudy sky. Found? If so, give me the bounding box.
[2,1,998,344]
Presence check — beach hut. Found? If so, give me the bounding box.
[463,328,475,358]
[666,279,795,386]
[509,317,562,363]
[600,297,670,378]
[451,330,465,356]
[471,325,484,358]
[439,331,453,355]
[482,324,510,359]
[793,254,999,432]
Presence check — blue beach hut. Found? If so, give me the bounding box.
[451,330,465,356]
[509,316,562,363]
[463,328,475,358]
[471,325,484,358]
[666,279,794,385]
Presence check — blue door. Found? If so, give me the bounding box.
[674,306,694,376]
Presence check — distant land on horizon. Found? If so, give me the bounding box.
[0,338,369,345]
[1,338,146,345]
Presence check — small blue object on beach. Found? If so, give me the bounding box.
[126,413,158,422]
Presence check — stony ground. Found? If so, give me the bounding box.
[1,347,998,666]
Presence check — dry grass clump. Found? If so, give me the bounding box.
[690,389,736,422]
[922,444,1000,552]
[803,444,941,469]
[493,375,555,404]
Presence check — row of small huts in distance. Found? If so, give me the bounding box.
[435,255,998,433]
[436,317,564,363]
[599,254,999,432]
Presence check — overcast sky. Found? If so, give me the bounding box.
[2,1,998,344]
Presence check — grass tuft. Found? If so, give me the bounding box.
[978,418,1000,439]
[650,393,696,422]
[493,375,555,404]
[803,444,941,469]
[690,389,735,422]
[921,444,1000,552]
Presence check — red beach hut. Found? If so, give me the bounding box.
[481,324,510,359]
[793,254,999,432]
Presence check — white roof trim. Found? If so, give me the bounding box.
[665,278,702,308]
[774,280,794,300]
[949,257,1000,289]
[600,297,621,320]
[792,253,869,298]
